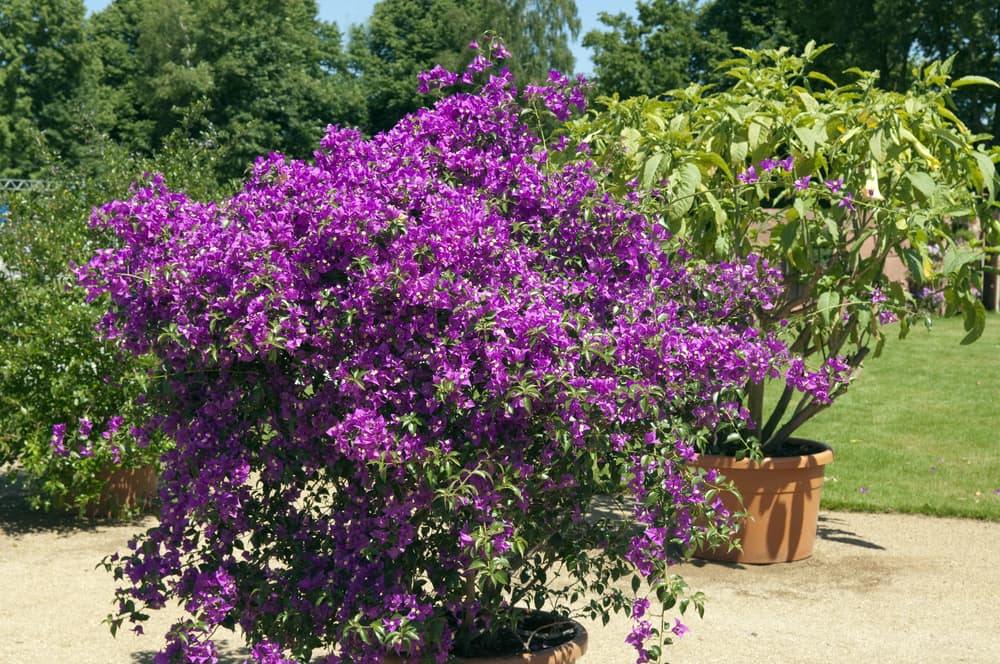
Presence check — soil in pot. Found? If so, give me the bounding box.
[385,611,588,664]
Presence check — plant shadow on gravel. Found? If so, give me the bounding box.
[815,514,885,550]
[131,646,249,664]
[0,465,148,536]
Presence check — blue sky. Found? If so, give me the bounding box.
[82,0,638,75]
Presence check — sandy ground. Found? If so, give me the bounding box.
[2,478,999,664]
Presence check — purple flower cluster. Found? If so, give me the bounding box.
[82,57,831,663]
[50,415,127,463]
[737,158,859,211]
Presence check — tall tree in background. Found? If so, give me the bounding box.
[776,0,919,91]
[583,0,798,98]
[350,0,580,133]
[696,0,796,55]
[582,0,726,98]
[0,0,93,178]
[88,0,364,179]
[347,0,478,133]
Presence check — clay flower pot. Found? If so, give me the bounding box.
[85,464,159,517]
[692,440,833,564]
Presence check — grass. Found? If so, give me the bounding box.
[791,313,1000,520]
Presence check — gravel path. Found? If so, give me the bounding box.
[3,478,998,663]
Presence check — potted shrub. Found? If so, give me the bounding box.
[0,129,228,517]
[0,174,168,517]
[564,44,999,562]
[84,49,834,662]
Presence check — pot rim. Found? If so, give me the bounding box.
[693,438,834,471]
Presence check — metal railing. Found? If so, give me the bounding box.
[0,178,56,192]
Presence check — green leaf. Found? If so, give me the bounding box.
[942,245,983,276]
[667,162,702,218]
[961,300,987,345]
[951,75,1000,90]
[972,151,996,200]
[703,190,727,226]
[695,151,733,180]
[748,120,762,151]
[643,152,665,188]
[817,291,840,326]
[906,171,937,200]
[792,124,822,155]
[868,130,885,162]
[730,140,748,165]
[795,89,820,113]
[806,71,837,88]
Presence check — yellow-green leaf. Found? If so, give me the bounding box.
[951,75,1000,90]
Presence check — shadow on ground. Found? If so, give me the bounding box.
[132,645,249,664]
[816,513,885,550]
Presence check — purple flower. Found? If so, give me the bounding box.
[838,191,855,210]
[859,487,870,494]
[672,618,688,638]
[50,423,67,456]
[878,310,897,325]
[737,166,759,184]
[825,178,843,193]
[778,156,795,172]
[78,417,93,438]
[632,597,650,619]
[794,175,811,191]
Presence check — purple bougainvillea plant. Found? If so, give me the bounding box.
[83,45,837,664]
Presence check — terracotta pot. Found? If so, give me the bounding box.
[85,464,159,517]
[384,618,587,664]
[692,440,833,564]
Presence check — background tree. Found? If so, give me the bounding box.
[582,0,726,98]
[87,0,364,180]
[775,0,919,91]
[0,0,93,178]
[349,0,580,133]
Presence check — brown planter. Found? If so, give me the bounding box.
[384,618,587,664]
[692,440,833,564]
[85,464,159,517]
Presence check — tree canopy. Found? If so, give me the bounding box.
[1,0,996,183]
[86,0,365,179]
[0,0,93,177]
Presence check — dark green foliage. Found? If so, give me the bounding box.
[915,2,1000,142]
[86,0,365,180]
[0,0,93,178]
[583,0,729,98]
[0,136,227,514]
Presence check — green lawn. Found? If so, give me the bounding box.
[793,313,1000,520]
